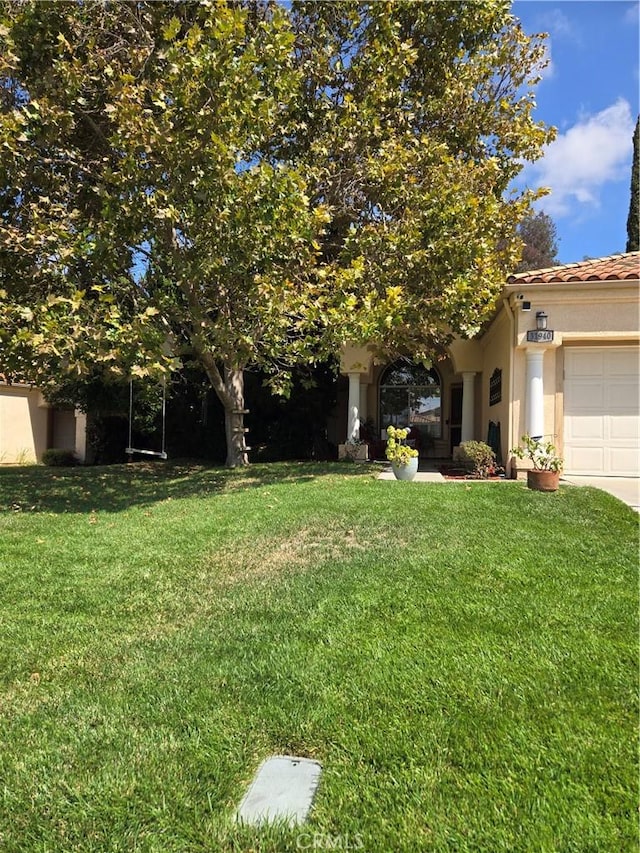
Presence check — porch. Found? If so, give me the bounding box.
[334,344,497,467]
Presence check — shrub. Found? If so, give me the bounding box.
[458,441,496,479]
[42,448,78,467]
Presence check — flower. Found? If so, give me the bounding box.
[385,425,419,466]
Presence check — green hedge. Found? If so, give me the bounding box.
[42,448,78,467]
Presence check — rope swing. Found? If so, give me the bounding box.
[125,375,168,461]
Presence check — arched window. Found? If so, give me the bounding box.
[379,360,442,443]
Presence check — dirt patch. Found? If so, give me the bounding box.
[209,524,378,587]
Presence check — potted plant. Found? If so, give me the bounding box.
[510,434,563,492]
[386,426,419,481]
[338,438,368,462]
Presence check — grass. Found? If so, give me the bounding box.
[0,461,637,852]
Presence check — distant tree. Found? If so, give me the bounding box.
[516,211,559,272]
[626,115,639,253]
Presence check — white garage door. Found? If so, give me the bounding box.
[564,347,640,476]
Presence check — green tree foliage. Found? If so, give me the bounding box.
[0,1,553,466]
[626,115,639,253]
[515,210,559,272]
[0,2,326,466]
[288,0,554,351]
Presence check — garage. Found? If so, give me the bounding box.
[564,346,640,476]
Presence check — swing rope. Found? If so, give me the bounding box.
[125,375,168,460]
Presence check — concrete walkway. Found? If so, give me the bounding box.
[561,475,640,512]
[377,464,640,513]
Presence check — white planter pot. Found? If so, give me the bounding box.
[391,457,419,481]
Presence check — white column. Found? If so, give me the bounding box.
[525,348,545,439]
[74,409,87,463]
[347,372,361,442]
[461,371,476,443]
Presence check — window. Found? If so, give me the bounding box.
[489,368,502,406]
[379,360,442,442]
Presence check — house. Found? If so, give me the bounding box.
[0,381,87,464]
[335,252,640,477]
[2,251,638,472]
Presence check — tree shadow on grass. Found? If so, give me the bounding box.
[0,460,375,515]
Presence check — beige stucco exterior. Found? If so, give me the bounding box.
[337,254,640,477]
[0,384,47,464]
[0,382,87,464]
[478,304,512,457]
[502,279,639,475]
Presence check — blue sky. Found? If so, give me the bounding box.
[512,0,639,263]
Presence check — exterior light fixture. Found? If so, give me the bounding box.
[527,310,554,343]
[536,311,548,330]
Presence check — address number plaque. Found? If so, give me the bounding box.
[526,329,554,343]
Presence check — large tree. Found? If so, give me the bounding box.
[287,1,554,349]
[0,1,553,465]
[0,2,330,466]
[515,210,559,272]
[626,115,639,253]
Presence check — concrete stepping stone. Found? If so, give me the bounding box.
[236,755,322,827]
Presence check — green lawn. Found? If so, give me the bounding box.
[0,462,637,852]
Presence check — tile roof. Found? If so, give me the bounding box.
[507,251,640,284]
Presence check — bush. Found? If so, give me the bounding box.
[458,441,496,479]
[42,448,78,467]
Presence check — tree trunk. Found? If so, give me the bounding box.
[223,365,249,468]
[192,344,249,467]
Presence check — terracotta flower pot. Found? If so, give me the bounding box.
[527,469,560,492]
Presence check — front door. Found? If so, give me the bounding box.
[379,361,442,457]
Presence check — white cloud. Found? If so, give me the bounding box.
[537,9,575,40]
[522,98,635,217]
[624,2,639,24]
[524,8,578,85]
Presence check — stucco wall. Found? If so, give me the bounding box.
[0,386,87,464]
[0,385,49,464]
[508,280,639,473]
[513,283,639,342]
[480,309,512,464]
[52,409,77,453]
[335,275,638,469]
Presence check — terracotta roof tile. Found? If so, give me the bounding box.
[507,251,640,284]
